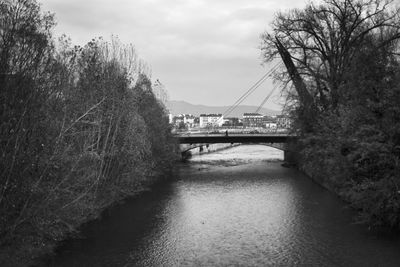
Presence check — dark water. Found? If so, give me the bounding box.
[46,145,400,266]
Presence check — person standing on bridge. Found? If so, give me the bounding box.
[225,130,228,136]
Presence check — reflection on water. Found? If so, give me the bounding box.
[47,145,400,266]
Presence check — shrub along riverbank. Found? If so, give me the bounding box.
[261,0,400,229]
[0,1,177,266]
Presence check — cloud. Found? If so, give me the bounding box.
[41,0,309,110]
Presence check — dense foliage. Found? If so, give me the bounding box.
[0,0,176,263]
[261,0,400,228]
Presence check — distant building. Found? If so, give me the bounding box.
[276,115,292,129]
[262,115,276,123]
[173,115,185,128]
[222,117,241,127]
[264,121,277,129]
[183,114,196,128]
[199,114,224,128]
[172,114,198,129]
[262,115,277,129]
[242,113,264,127]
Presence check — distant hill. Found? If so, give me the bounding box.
[166,100,281,117]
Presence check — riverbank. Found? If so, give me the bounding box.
[290,135,400,230]
[0,3,180,264]
[0,168,175,267]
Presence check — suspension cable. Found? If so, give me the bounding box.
[255,83,280,113]
[221,62,281,118]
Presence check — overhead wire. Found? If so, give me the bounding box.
[255,83,280,113]
[222,73,269,117]
[221,62,281,118]
[222,63,279,116]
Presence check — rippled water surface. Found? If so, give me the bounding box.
[48,145,400,266]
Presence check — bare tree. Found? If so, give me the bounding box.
[261,0,400,110]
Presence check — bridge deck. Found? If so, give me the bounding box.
[176,134,291,144]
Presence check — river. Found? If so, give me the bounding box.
[46,145,400,266]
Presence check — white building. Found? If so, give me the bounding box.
[265,121,278,129]
[243,113,264,127]
[199,114,224,128]
[183,114,195,125]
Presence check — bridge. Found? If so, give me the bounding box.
[176,133,291,145]
[175,133,297,163]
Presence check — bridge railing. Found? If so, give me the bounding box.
[174,129,291,136]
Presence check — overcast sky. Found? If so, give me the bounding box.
[41,0,310,111]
